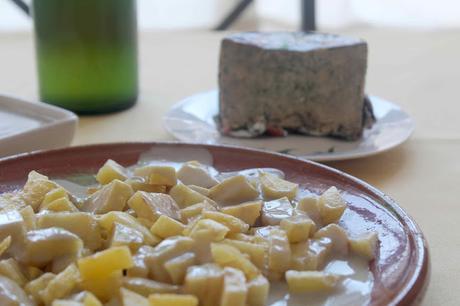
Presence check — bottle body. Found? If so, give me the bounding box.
[33,0,138,114]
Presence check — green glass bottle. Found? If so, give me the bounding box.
[32,0,138,114]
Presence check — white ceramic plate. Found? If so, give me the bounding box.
[163,90,414,161]
[0,94,78,158]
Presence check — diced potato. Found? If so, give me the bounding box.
[267,229,291,279]
[150,215,185,239]
[38,212,102,251]
[126,245,155,278]
[82,180,133,214]
[109,222,144,252]
[187,185,210,196]
[0,191,27,212]
[96,159,128,185]
[0,275,35,306]
[76,292,102,306]
[134,166,177,187]
[221,201,262,226]
[261,197,294,226]
[148,293,198,306]
[177,161,219,188]
[0,236,11,257]
[128,191,181,222]
[211,243,260,280]
[25,265,43,281]
[208,176,259,205]
[51,253,80,274]
[0,209,27,255]
[99,212,158,246]
[247,274,269,306]
[259,172,298,200]
[122,277,179,297]
[318,187,347,224]
[188,219,229,242]
[125,177,167,193]
[280,215,316,243]
[296,195,321,225]
[285,270,340,293]
[349,232,378,260]
[145,236,194,283]
[164,252,196,285]
[42,187,68,206]
[78,246,133,280]
[202,210,249,233]
[220,267,247,306]
[180,201,216,223]
[0,258,27,286]
[21,171,59,211]
[40,197,79,213]
[80,270,122,302]
[19,206,36,231]
[41,264,80,305]
[314,224,349,256]
[23,228,83,267]
[301,238,333,271]
[221,239,266,270]
[120,288,149,306]
[25,272,55,303]
[183,264,224,306]
[169,184,208,208]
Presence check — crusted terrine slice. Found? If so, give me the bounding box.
[217,32,375,140]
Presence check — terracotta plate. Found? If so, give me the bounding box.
[0,142,429,305]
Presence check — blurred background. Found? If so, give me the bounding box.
[2,0,460,32]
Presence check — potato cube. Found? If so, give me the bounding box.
[285,270,340,293]
[220,267,247,306]
[110,222,145,252]
[183,264,224,306]
[23,228,83,267]
[261,197,294,226]
[19,206,36,231]
[96,159,128,185]
[0,209,27,255]
[122,277,179,297]
[99,212,158,246]
[202,210,249,233]
[127,250,150,278]
[260,172,298,200]
[148,293,198,306]
[169,184,208,208]
[82,180,133,214]
[267,229,291,277]
[180,201,216,223]
[0,236,11,257]
[0,258,27,286]
[0,275,35,306]
[128,191,181,222]
[349,232,378,260]
[314,224,349,256]
[280,215,316,243]
[211,243,260,280]
[40,197,79,213]
[221,201,262,226]
[125,177,167,193]
[38,212,102,251]
[221,239,266,270]
[208,175,259,205]
[150,215,185,239]
[80,270,122,302]
[25,272,55,303]
[188,219,229,242]
[145,236,194,283]
[42,187,68,206]
[187,185,210,196]
[296,238,332,271]
[164,252,196,285]
[134,166,177,187]
[78,246,133,280]
[21,171,59,211]
[318,187,347,224]
[177,161,219,188]
[41,264,80,305]
[25,266,43,280]
[296,195,321,225]
[247,274,269,306]
[120,288,149,306]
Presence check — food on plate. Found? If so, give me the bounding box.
[217,32,375,140]
[0,159,378,305]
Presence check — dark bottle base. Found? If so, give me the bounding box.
[43,96,138,115]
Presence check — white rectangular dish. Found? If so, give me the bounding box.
[0,94,78,158]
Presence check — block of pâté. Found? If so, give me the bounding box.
[217,32,375,140]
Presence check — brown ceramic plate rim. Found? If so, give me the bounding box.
[0,141,430,305]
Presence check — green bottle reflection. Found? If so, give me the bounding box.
[32,0,138,114]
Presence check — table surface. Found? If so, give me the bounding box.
[1,28,459,305]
